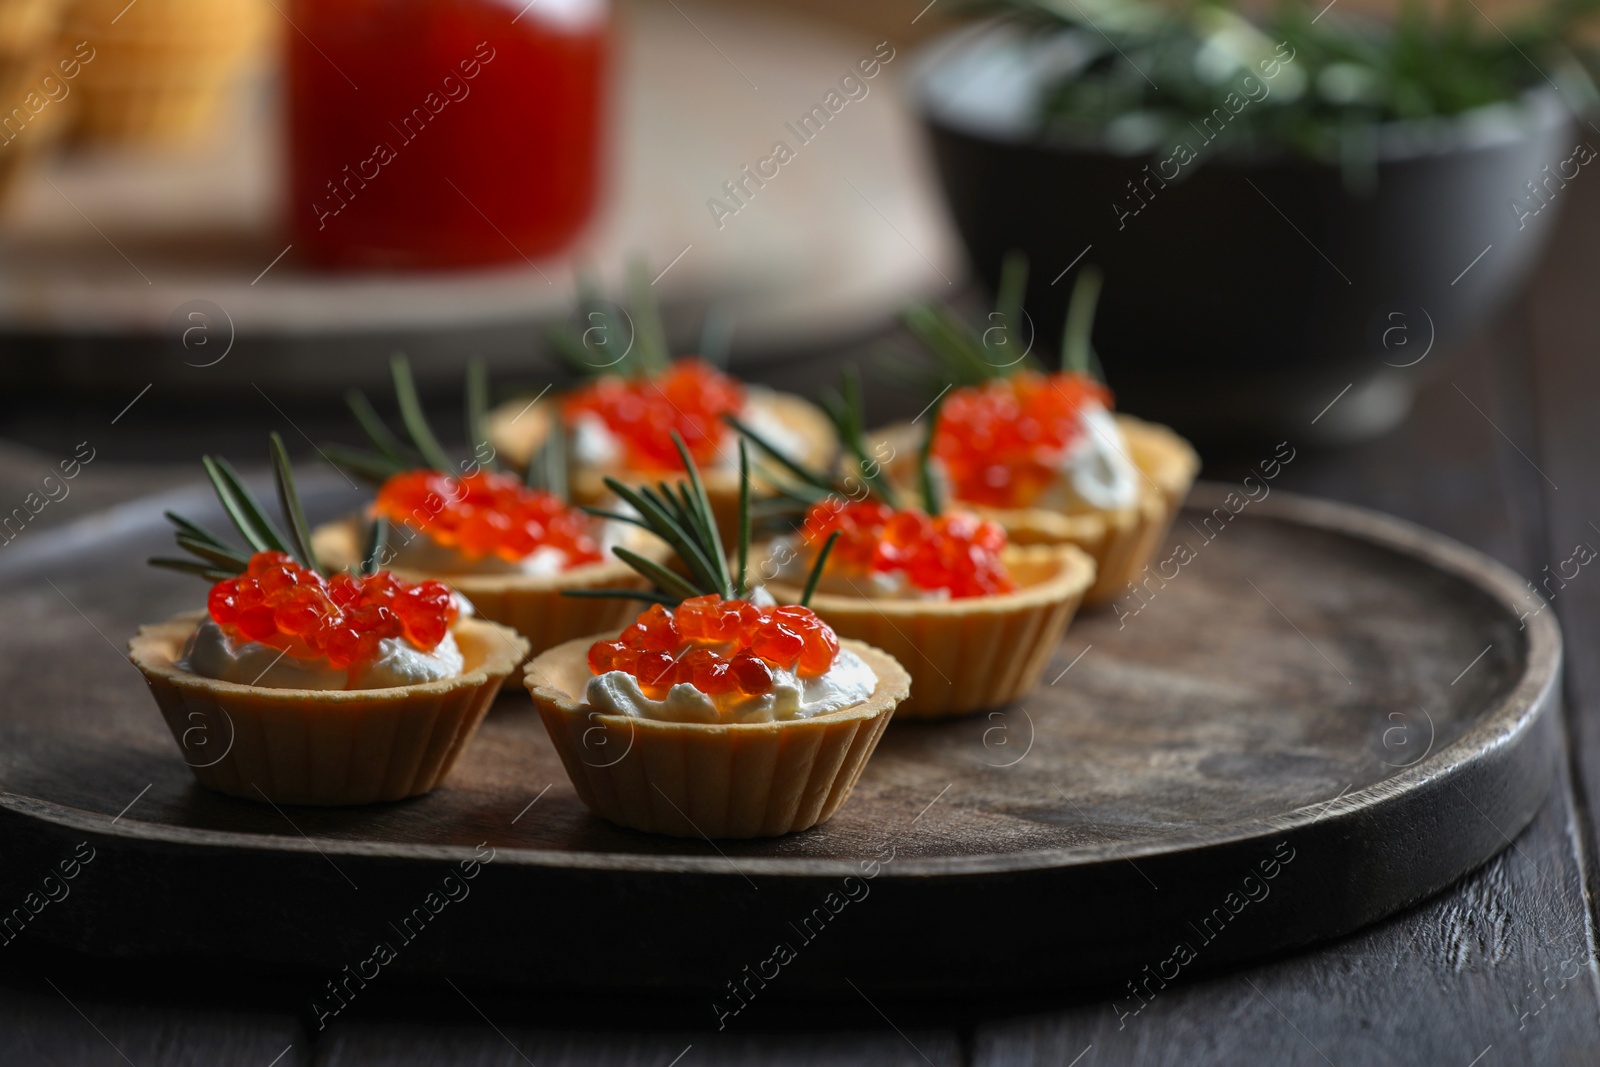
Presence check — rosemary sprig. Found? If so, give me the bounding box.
[699,304,736,368]
[672,433,731,593]
[821,366,900,509]
[318,443,406,483]
[799,530,840,608]
[153,439,356,581]
[149,558,236,580]
[327,356,567,497]
[172,536,249,571]
[917,398,946,517]
[902,302,1006,386]
[362,516,389,577]
[345,388,417,466]
[1061,265,1105,377]
[202,456,290,554]
[627,258,673,375]
[523,414,569,502]
[600,477,726,597]
[728,367,946,518]
[465,357,498,471]
[993,249,1029,368]
[270,432,321,573]
[568,431,752,606]
[163,510,234,553]
[900,250,1064,387]
[736,440,750,600]
[725,414,835,496]
[389,354,455,473]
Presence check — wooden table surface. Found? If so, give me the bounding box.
[3,169,1600,1067]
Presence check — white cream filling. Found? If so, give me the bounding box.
[1033,403,1140,512]
[568,392,803,472]
[584,647,876,724]
[570,412,622,468]
[763,534,951,601]
[180,617,463,691]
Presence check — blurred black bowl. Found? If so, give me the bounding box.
[913,24,1575,446]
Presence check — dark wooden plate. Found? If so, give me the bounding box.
[0,481,1559,1005]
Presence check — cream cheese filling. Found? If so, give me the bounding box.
[180,617,464,691]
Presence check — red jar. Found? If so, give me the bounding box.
[287,0,607,270]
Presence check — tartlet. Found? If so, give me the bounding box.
[525,432,911,838]
[134,434,527,805]
[315,357,671,658]
[67,0,271,144]
[526,634,907,838]
[765,542,1093,719]
[876,412,1194,607]
[739,381,1096,718]
[133,609,524,805]
[882,258,1197,606]
[488,387,834,541]
[486,268,835,539]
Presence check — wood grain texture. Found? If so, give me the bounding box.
[8,170,1600,1059]
[314,1024,962,1067]
[0,979,305,1067]
[974,219,1600,1061]
[1517,146,1600,884]
[0,476,1561,1001]
[973,785,1599,1066]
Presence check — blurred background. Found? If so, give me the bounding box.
[0,0,1590,465]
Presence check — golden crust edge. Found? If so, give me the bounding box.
[128,611,529,703]
[522,636,911,732]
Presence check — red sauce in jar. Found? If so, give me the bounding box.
[287,0,607,270]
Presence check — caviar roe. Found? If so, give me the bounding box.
[206,551,458,672]
[373,469,602,565]
[561,358,745,470]
[586,594,840,698]
[800,500,1015,599]
[933,370,1113,509]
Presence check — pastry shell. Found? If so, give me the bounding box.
[487,387,837,540]
[765,543,1095,719]
[130,612,529,806]
[877,414,1197,607]
[66,0,272,145]
[312,518,664,661]
[524,637,910,838]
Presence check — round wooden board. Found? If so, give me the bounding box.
[0,482,1559,1003]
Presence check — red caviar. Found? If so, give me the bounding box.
[800,500,1015,598]
[561,358,745,470]
[206,551,458,672]
[934,371,1113,509]
[587,594,839,697]
[373,469,602,565]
